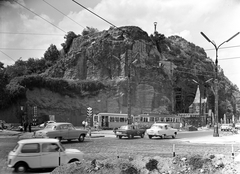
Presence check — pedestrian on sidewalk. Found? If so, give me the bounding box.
[89,127,92,137]
[82,120,86,129]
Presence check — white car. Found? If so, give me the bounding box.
[146,123,178,139]
[39,121,56,128]
[220,124,233,131]
[7,138,84,173]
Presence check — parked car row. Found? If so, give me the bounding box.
[114,123,178,139]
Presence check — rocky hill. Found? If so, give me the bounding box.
[1,26,238,125]
[41,26,215,118]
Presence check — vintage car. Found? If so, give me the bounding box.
[114,125,146,139]
[220,123,233,131]
[33,122,88,142]
[146,123,178,139]
[8,138,84,173]
[235,123,240,130]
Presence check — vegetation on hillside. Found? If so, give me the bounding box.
[0,26,239,120]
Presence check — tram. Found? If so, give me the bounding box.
[135,113,181,129]
[93,113,134,129]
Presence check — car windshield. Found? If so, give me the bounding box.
[119,125,129,130]
[151,125,164,129]
[44,124,56,130]
[12,143,19,152]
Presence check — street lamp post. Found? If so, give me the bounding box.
[200,31,240,137]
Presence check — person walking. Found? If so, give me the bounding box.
[82,120,86,129]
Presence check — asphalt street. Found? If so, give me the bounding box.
[1,129,240,174]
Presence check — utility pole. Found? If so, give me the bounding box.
[127,50,132,125]
[200,31,239,137]
[127,48,138,125]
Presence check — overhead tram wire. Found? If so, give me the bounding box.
[0,50,15,62]
[72,0,118,28]
[42,0,85,29]
[13,0,66,34]
[0,32,63,36]
[219,57,240,61]
[0,48,46,50]
[205,45,240,51]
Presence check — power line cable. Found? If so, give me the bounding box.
[0,50,15,62]
[72,0,118,28]
[219,57,240,61]
[43,0,85,29]
[0,31,63,36]
[0,48,46,50]
[205,45,240,51]
[13,0,66,33]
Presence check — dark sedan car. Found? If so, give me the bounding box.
[114,125,146,139]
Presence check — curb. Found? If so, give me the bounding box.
[87,135,105,138]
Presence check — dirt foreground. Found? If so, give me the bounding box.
[51,154,240,174]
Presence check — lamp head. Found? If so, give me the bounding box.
[200,32,212,43]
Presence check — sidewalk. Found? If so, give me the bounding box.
[180,132,240,144]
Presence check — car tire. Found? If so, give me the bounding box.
[141,133,144,138]
[172,132,177,139]
[148,135,153,139]
[69,159,79,163]
[78,134,85,142]
[128,134,132,139]
[118,136,122,139]
[14,162,28,173]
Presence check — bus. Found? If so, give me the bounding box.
[135,113,181,129]
[93,113,134,129]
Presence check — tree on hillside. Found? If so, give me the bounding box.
[0,62,10,109]
[44,44,60,65]
[5,59,28,79]
[0,62,4,70]
[61,31,78,53]
[82,27,99,36]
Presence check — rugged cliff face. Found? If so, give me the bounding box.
[41,26,214,117]
[1,26,217,125]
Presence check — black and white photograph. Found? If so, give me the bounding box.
[1,0,240,173]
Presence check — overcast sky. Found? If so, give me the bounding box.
[1,0,240,88]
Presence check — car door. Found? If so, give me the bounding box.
[163,125,168,135]
[41,143,63,167]
[67,124,79,139]
[59,124,69,139]
[20,143,41,169]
